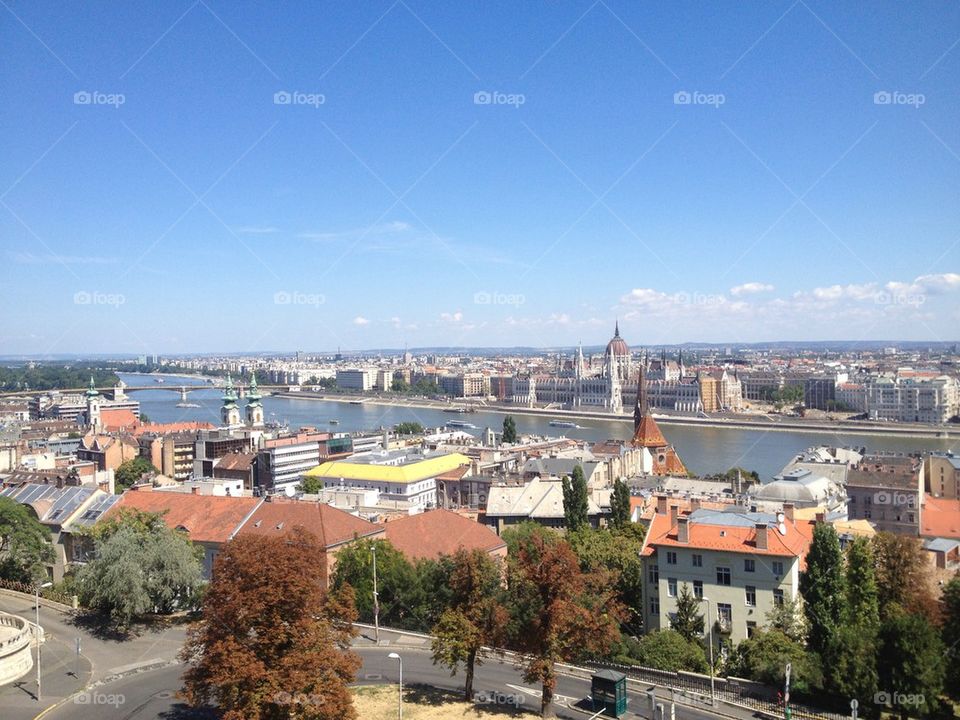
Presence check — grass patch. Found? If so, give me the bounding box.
[350,684,537,718]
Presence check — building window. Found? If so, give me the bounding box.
[745,585,756,606]
[772,561,784,576]
[666,551,677,565]
[744,558,755,572]
[649,564,659,584]
[716,567,731,586]
[668,578,677,597]
[693,580,703,599]
[773,589,784,606]
[692,553,703,567]
[650,598,660,615]
[717,603,732,624]
[747,621,757,638]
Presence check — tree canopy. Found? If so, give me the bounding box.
[181,528,359,720]
[77,512,202,630]
[501,415,518,443]
[0,496,55,583]
[114,457,159,493]
[561,465,589,532]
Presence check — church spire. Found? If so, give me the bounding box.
[614,319,620,337]
[86,375,99,398]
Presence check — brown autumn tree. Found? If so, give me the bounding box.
[872,531,941,624]
[506,531,625,718]
[430,548,508,701]
[180,528,360,720]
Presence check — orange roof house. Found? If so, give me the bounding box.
[383,508,506,562]
[109,490,262,577]
[631,367,687,476]
[921,494,960,540]
[236,499,384,585]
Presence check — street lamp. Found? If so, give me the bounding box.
[699,597,716,705]
[387,652,403,720]
[372,543,379,644]
[35,580,52,701]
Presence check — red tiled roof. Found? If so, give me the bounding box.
[436,465,470,481]
[132,421,214,437]
[110,491,261,544]
[216,452,256,472]
[631,415,667,448]
[100,408,138,431]
[383,508,506,562]
[237,499,383,548]
[921,494,960,539]
[642,509,816,568]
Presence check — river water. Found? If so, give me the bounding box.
[118,374,957,480]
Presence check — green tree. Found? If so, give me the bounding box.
[430,549,507,700]
[799,522,846,658]
[393,421,424,435]
[764,596,807,643]
[609,478,631,530]
[501,415,518,443]
[670,583,704,643]
[77,523,202,630]
[298,475,323,494]
[331,539,425,631]
[390,378,409,392]
[567,527,644,627]
[114,457,158,493]
[824,536,880,705]
[941,576,960,697]
[505,533,624,717]
[728,629,822,693]
[0,496,55,582]
[877,611,945,718]
[561,465,589,532]
[630,629,708,673]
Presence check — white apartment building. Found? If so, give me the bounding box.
[866,374,959,424]
[336,369,375,391]
[640,496,815,648]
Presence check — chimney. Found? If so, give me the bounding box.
[670,504,679,527]
[656,494,668,515]
[755,523,768,550]
[783,503,794,522]
[691,497,702,512]
[815,511,826,524]
[677,516,689,543]
[191,486,198,495]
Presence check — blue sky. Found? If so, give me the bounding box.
[2,0,959,355]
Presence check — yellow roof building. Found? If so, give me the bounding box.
[303,452,471,485]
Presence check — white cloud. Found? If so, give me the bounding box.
[297,221,411,242]
[353,316,369,326]
[440,311,463,323]
[730,282,774,296]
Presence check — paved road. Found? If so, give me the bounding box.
[0,593,186,720]
[39,645,736,720]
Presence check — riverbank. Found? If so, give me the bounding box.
[271,392,960,440]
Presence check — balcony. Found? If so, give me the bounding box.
[714,618,733,635]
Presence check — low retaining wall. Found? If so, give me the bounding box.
[0,613,34,686]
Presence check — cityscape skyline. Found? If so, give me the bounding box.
[3,1,960,352]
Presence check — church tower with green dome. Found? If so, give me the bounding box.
[245,372,264,427]
[221,373,241,427]
[85,375,102,431]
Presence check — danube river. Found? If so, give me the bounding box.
[118,374,957,480]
